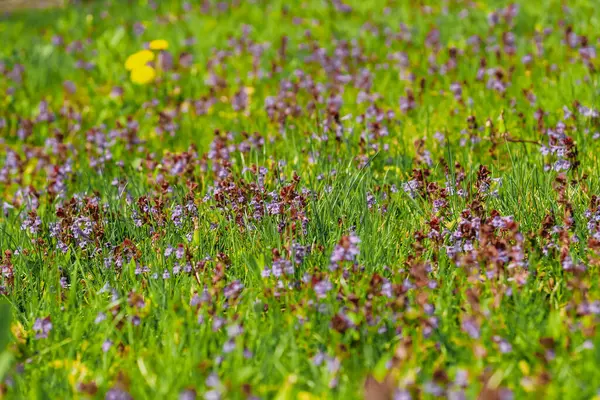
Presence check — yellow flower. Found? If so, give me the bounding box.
[130,65,156,85]
[149,39,169,50]
[125,50,154,71]
[49,358,89,390]
[11,322,27,344]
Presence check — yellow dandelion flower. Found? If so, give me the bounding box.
[125,49,154,71]
[130,65,156,85]
[149,39,169,50]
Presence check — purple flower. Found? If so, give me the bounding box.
[206,373,220,388]
[172,206,184,226]
[461,318,480,339]
[314,279,332,299]
[223,339,236,353]
[110,86,124,98]
[499,340,512,353]
[381,282,393,298]
[204,391,221,400]
[394,389,412,400]
[102,339,113,352]
[63,80,77,94]
[33,317,52,339]
[553,159,570,171]
[175,245,185,260]
[179,53,194,68]
[179,389,197,400]
[403,180,419,198]
[329,234,360,269]
[455,369,468,387]
[212,318,225,332]
[59,276,68,288]
[312,351,325,366]
[423,381,444,397]
[261,267,271,278]
[132,22,145,36]
[223,281,244,299]
[227,324,243,338]
[105,387,132,400]
[366,193,376,209]
[326,357,341,373]
[94,312,107,324]
[272,258,293,277]
[173,264,181,275]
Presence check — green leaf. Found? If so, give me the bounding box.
[0,353,13,382]
[372,354,392,382]
[109,27,126,48]
[0,302,11,351]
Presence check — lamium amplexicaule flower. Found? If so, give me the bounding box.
[1,1,600,399]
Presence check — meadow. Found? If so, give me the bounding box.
[0,0,600,398]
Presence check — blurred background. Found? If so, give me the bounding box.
[0,0,64,12]
[0,0,103,12]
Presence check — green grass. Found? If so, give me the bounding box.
[0,0,600,399]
